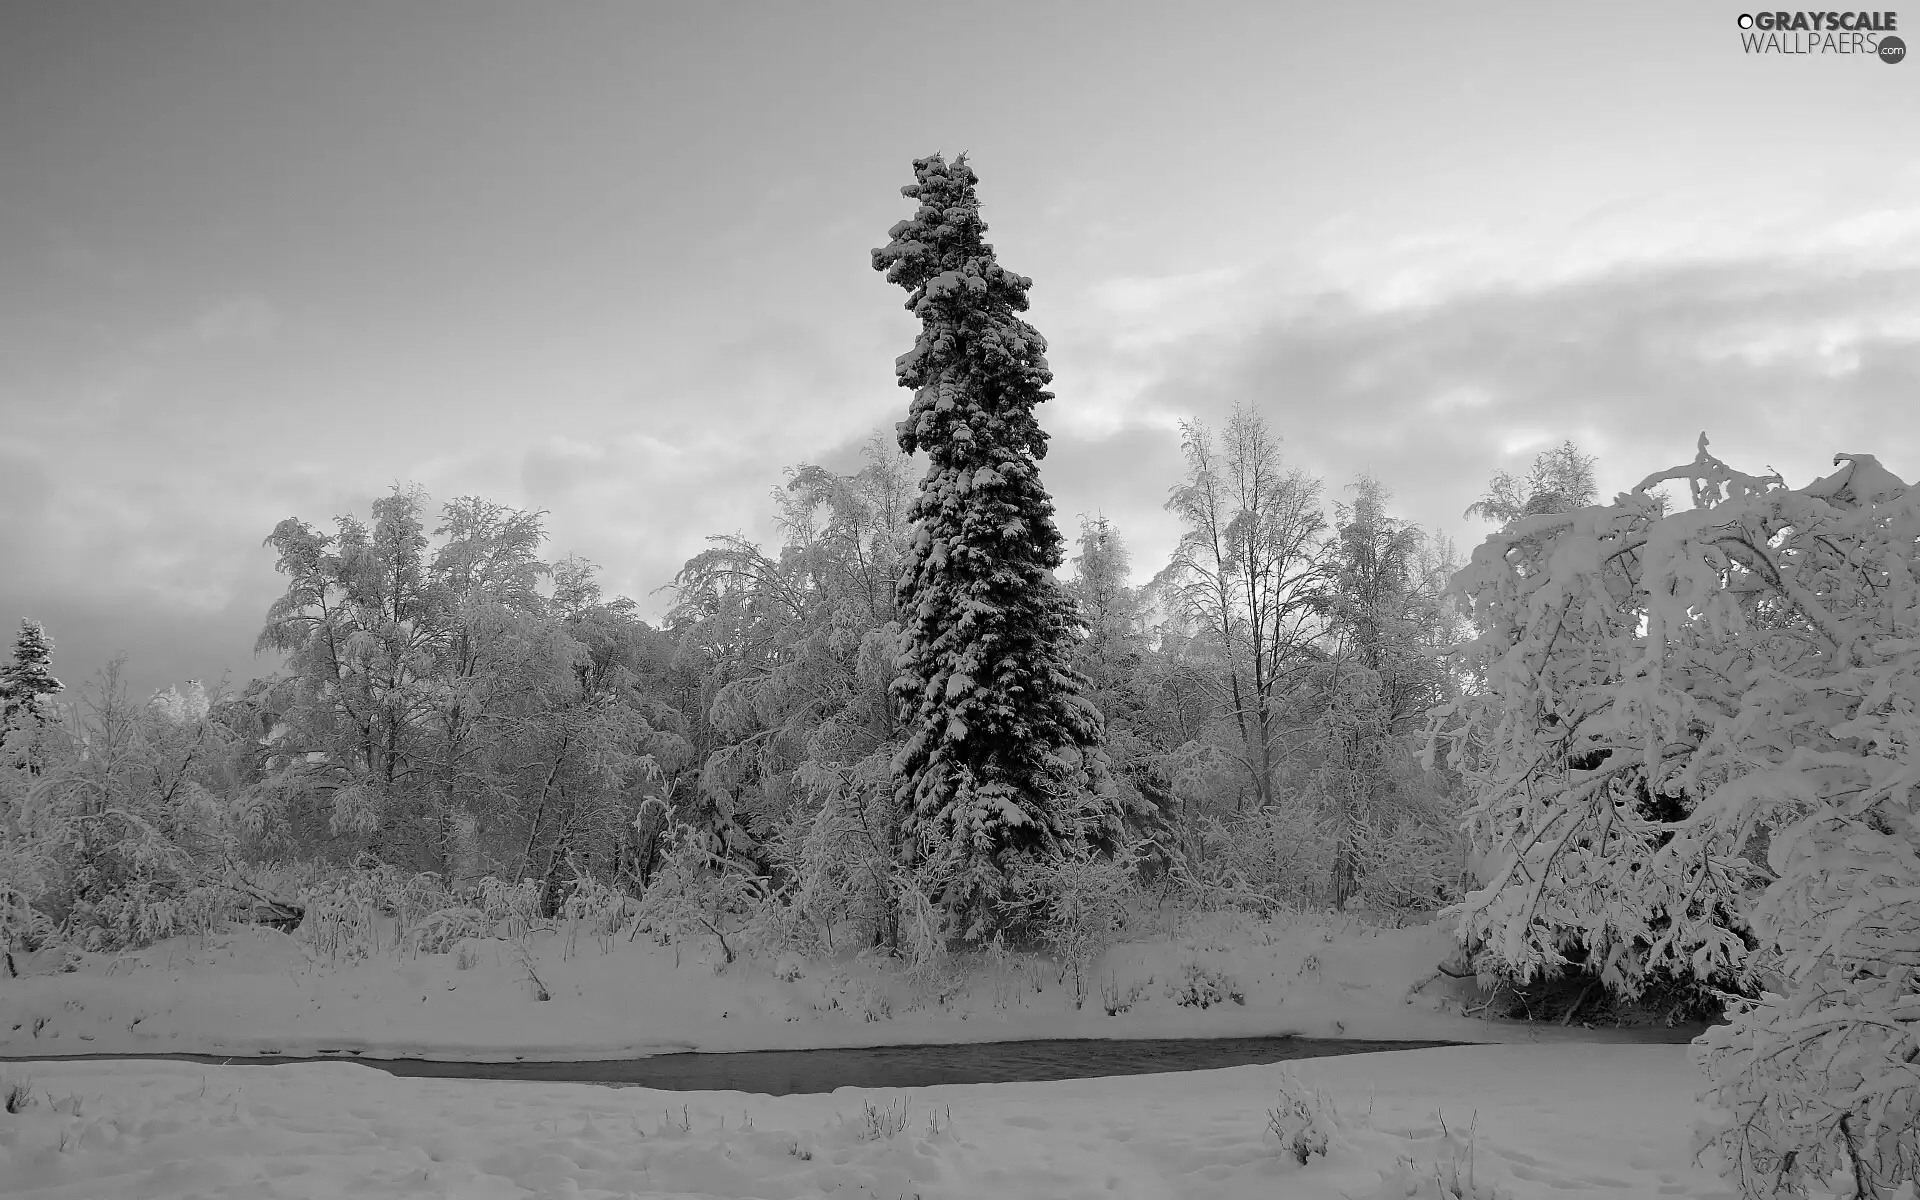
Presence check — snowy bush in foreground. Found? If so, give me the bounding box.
[1434,435,1920,1198]
[1266,1067,1348,1167]
[1376,1113,1510,1200]
[1268,1088,1330,1164]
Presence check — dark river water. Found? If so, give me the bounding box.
[10,1036,1460,1095]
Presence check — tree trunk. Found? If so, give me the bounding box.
[1332,833,1358,911]
[632,797,670,888]
[447,808,484,895]
[518,741,570,881]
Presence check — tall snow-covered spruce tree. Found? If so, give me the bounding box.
[873,153,1119,938]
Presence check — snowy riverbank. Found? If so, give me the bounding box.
[0,909,1697,1063]
[3,1042,1743,1199]
[0,909,1802,1198]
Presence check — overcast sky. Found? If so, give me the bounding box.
[3,0,1918,700]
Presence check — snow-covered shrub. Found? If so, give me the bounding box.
[1267,1067,1339,1165]
[889,864,956,997]
[1378,1114,1509,1200]
[1200,804,1334,912]
[761,747,953,991]
[384,870,451,931]
[558,864,637,955]
[3,1074,34,1114]
[1357,817,1469,917]
[469,875,543,940]
[0,835,52,953]
[296,865,539,959]
[1012,843,1140,1008]
[1099,971,1153,1015]
[772,751,902,957]
[71,882,228,952]
[852,1097,912,1142]
[1169,957,1244,1008]
[6,666,242,951]
[636,816,769,964]
[850,970,893,1022]
[298,871,388,962]
[1431,437,1920,1197]
[410,905,492,954]
[981,932,1027,1010]
[238,859,334,904]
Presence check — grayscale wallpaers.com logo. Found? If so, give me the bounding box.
[1736,10,1904,59]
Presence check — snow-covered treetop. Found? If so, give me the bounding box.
[149,680,213,726]
[1463,439,1601,526]
[871,153,1055,467]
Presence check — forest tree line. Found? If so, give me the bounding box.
[1,409,1570,954]
[0,151,1612,969]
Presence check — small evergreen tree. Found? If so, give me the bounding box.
[0,619,63,741]
[873,153,1118,938]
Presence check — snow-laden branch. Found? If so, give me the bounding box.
[1431,434,1920,1197]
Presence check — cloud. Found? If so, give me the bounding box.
[1017,232,1920,595]
[7,235,1917,705]
[1039,421,1189,576]
[1098,255,1920,567]
[1085,266,1248,324]
[43,225,147,291]
[187,296,279,344]
[0,585,285,705]
[1293,187,1920,312]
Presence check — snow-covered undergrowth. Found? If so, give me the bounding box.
[0,907,1564,1061]
[0,1044,1751,1198]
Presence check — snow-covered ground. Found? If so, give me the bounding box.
[0,910,1683,1061]
[0,910,1752,1198]
[3,1043,1736,1199]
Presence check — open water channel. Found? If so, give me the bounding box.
[17,1036,1463,1095]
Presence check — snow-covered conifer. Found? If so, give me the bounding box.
[0,619,63,734]
[873,153,1118,937]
